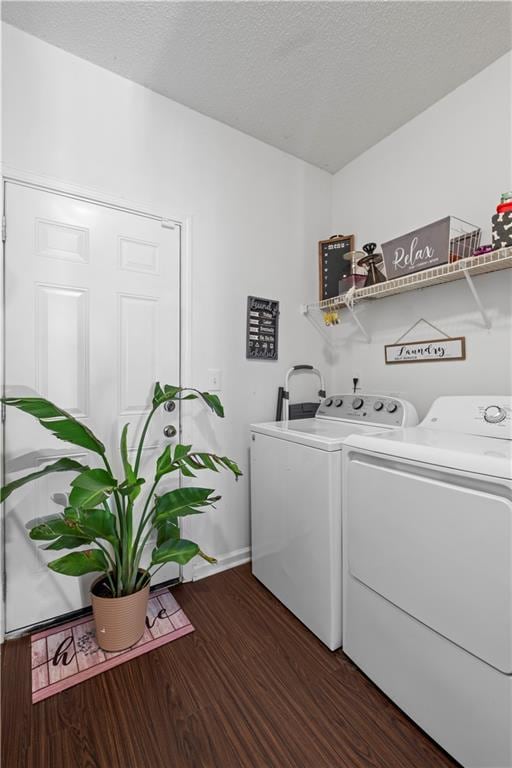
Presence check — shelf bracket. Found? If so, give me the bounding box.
[344,302,371,342]
[462,269,492,329]
[302,307,336,343]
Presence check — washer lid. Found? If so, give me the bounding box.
[250,418,380,451]
[344,427,512,480]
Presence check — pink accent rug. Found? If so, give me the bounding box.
[31,587,194,703]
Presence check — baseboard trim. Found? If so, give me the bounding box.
[192,547,251,581]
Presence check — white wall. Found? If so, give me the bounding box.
[1,23,332,574]
[331,52,512,417]
[3,22,511,593]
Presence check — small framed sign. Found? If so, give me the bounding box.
[246,296,279,360]
[385,336,466,365]
[381,217,451,279]
[318,234,355,300]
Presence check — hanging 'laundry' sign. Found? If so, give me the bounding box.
[385,336,466,364]
[246,296,279,360]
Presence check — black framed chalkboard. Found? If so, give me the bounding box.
[318,234,355,300]
[246,296,279,360]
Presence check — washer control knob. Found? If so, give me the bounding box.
[374,401,384,411]
[386,402,398,413]
[334,398,343,407]
[484,405,506,424]
[352,398,364,410]
[325,398,333,407]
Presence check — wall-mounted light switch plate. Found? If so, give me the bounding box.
[208,369,222,392]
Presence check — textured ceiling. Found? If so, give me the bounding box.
[3,1,511,173]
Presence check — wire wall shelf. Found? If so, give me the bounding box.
[301,246,512,341]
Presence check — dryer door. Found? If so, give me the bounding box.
[345,455,512,672]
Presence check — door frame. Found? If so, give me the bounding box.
[0,165,194,638]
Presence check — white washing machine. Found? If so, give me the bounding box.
[342,395,512,768]
[250,393,418,650]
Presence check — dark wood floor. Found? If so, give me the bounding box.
[1,564,459,768]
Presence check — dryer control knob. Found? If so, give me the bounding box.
[334,398,343,407]
[352,398,364,410]
[386,402,398,413]
[325,398,333,407]
[484,405,506,424]
[374,401,384,411]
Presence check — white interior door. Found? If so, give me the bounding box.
[3,181,181,632]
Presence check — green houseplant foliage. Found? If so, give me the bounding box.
[1,383,242,596]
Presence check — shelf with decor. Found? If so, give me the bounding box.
[301,245,512,342]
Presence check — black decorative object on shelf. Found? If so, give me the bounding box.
[246,296,279,361]
[358,242,387,287]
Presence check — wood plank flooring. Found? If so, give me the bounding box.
[1,564,459,768]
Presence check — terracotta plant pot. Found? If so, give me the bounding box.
[91,574,150,652]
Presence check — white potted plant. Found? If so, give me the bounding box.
[1,383,241,651]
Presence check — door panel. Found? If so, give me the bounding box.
[346,457,512,672]
[4,182,181,632]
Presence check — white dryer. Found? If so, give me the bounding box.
[343,396,512,768]
[250,394,418,650]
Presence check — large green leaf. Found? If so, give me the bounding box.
[48,549,109,576]
[156,519,180,547]
[197,392,224,418]
[155,487,220,522]
[29,514,92,542]
[120,423,134,480]
[119,423,143,501]
[214,455,243,479]
[155,444,241,482]
[151,538,199,566]
[151,383,224,418]
[31,507,117,548]
[193,453,217,471]
[179,452,242,480]
[155,444,190,481]
[76,508,117,544]
[2,397,105,455]
[152,383,180,408]
[69,468,117,508]
[44,535,92,551]
[0,457,88,503]
[155,445,173,480]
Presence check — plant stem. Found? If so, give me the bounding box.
[101,454,115,483]
[94,540,116,572]
[104,570,116,597]
[124,498,135,590]
[134,407,157,476]
[130,480,158,571]
[135,565,160,591]
[101,456,126,586]
[130,520,157,586]
[114,546,122,596]
[93,541,117,596]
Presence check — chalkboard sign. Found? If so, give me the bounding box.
[246,296,279,360]
[318,235,355,300]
